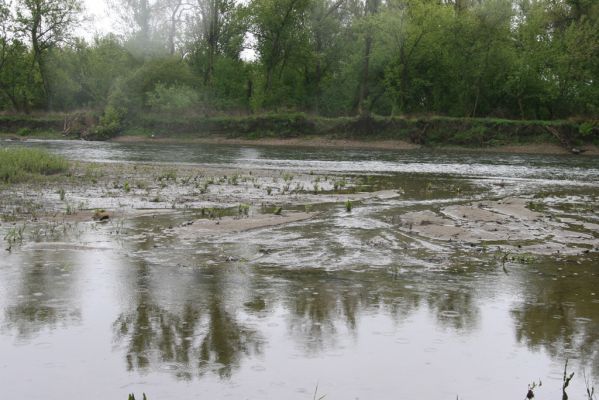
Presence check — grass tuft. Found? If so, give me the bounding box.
[0,147,69,183]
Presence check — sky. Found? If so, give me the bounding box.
[80,0,112,39]
[79,0,256,60]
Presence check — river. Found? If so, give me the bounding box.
[0,139,598,400]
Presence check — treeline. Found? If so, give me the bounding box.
[0,0,598,129]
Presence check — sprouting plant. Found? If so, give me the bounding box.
[4,224,25,251]
[238,204,250,216]
[127,393,147,400]
[563,359,575,400]
[58,188,66,201]
[283,173,294,183]
[266,187,272,196]
[274,206,282,215]
[425,182,433,193]
[124,181,131,193]
[229,174,239,185]
[312,383,326,400]
[345,199,353,212]
[525,380,542,399]
[158,170,177,182]
[136,181,148,190]
[584,370,596,400]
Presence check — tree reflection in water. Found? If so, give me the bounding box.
[3,251,81,339]
[113,262,262,380]
[511,259,599,377]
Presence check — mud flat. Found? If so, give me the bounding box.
[395,197,599,256]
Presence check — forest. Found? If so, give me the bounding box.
[0,0,598,136]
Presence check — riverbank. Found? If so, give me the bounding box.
[112,134,599,155]
[1,112,597,155]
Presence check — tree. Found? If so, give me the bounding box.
[109,0,164,57]
[0,0,11,75]
[157,0,188,55]
[250,0,312,95]
[353,0,381,115]
[186,0,243,84]
[15,0,82,109]
[304,0,349,112]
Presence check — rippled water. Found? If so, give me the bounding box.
[1,139,598,400]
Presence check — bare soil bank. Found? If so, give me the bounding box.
[112,134,599,155]
[2,113,597,154]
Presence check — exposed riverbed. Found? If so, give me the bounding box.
[0,139,598,400]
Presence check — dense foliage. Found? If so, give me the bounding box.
[0,0,597,122]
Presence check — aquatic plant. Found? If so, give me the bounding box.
[238,203,250,216]
[158,170,177,182]
[313,383,326,400]
[124,181,131,193]
[127,393,147,400]
[228,174,239,185]
[562,359,574,400]
[0,148,69,183]
[283,173,294,182]
[345,199,353,212]
[4,224,25,251]
[58,187,66,201]
[583,370,595,400]
[274,206,282,215]
[525,380,542,399]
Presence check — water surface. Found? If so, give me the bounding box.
[0,139,598,400]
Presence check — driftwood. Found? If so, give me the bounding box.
[62,112,96,138]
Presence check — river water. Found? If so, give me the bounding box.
[0,140,598,400]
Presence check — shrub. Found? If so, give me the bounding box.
[147,83,200,112]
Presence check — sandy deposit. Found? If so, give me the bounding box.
[395,197,598,255]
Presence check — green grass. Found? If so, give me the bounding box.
[0,147,69,183]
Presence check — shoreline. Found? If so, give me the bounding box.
[110,134,599,156]
[3,132,599,156]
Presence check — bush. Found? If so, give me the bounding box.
[147,83,200,112]
[17,128,32,136]
[0,147,69,183]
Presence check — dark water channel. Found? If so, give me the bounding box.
[1,140,598,400]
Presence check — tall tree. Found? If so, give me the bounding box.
[354,0,381,115]
[15,0,82,109]
[250,0,312,94]
[110,0,162,57]
[305,0,348,112]
[0,0,11,74]
[187,0,241,84]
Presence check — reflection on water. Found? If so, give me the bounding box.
[511,259,599,378]
[113,262,262,380]
[0,140,598,399]
[1,251,82,339]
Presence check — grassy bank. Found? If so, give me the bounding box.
[0,148,69,183]
[1,112,598,150]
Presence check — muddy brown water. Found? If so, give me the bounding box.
[1,139,598,400]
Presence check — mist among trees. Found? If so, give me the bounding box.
[0,0,597,121]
